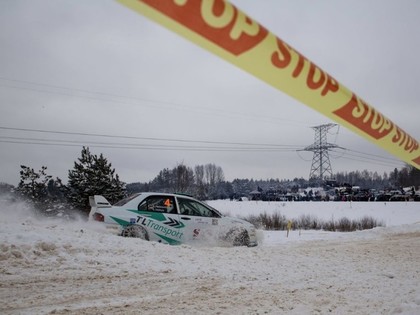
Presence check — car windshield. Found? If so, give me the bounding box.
[113,193,142,206]
[177,197,221,218]
[203,202,223,217]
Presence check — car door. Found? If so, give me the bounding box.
[136,195,184,245]
[176,196,221,243]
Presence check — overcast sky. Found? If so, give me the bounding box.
[1,0,419,186]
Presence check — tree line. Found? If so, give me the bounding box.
[126,163,229,200]
[128,166,420,200]
[0,146,419,218]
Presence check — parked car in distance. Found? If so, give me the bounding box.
[389,194,409,202]
[89,192,258,247]
[375,193,392,202]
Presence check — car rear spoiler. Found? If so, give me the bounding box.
[88,195,112,220]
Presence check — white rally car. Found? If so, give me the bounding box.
[89,192,258,247]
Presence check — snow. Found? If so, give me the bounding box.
[1,199,419,314]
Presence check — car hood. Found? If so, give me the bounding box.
[221,215,255,229]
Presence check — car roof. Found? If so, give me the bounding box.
[136,192,196,199]
[113,192,199,207]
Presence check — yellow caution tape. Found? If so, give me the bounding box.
[117,0,419,169]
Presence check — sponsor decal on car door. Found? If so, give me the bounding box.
[177,197,219,243]
[130,195,186,245]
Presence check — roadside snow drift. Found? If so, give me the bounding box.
[1,200,420,314]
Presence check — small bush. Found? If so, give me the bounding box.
[322,220,336,232]
[242,213,384,232]
[253,211,287,230]
[336,217,356,232]
[297,214,319,230]
[359,216,384,230]
[270,212,287,230]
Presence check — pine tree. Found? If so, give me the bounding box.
[67,147,126,212]
[16,165,68,215]
[17,165,51,205]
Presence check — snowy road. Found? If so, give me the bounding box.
[1,221,419,314]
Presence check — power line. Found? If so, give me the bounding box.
[341,148,402,163]
[329,148,405,168]
[0,77,310,127]
[0,139,300,152]
[1,126,405,165]
[0,127,304,152]
[0,126,303,148]
[0,136,300,151]
[329,153,405,168]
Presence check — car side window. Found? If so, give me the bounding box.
[177,198,219,217]
[138,196,177,214]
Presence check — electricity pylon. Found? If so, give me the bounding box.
[300,123,341,181]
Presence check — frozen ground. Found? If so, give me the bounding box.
[1,199,419,314]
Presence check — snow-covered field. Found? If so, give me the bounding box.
[1,199,420,315]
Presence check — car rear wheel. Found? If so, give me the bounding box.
[121,225,149,241]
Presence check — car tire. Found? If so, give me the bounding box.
[225,227,250,246]
[121,225,149,241]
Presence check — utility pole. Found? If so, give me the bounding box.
[300,123,341,182]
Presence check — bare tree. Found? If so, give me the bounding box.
[194,165,206,200]
[174,163,194,193]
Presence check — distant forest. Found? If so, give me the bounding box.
[126,163,420,200]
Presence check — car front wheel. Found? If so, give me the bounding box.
[224,227,250,246]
